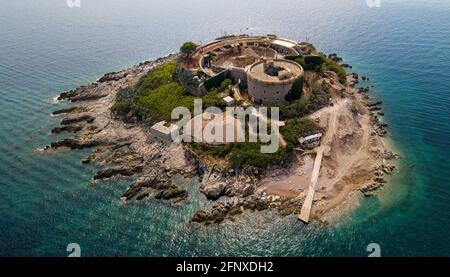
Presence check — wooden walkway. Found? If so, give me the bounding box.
[298,146,324,223]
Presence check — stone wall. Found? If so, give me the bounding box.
[247,74,293,104]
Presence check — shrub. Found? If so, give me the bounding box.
[320,56,347,84]
[189,141,289,170]
[279,85,330,120]
[285,76,303,102]
[219,79,232,92]
[135,61,177,95]
[137,82,195,122]
[229,144,289,169]
[304,55,325,69]
[202,89,225,109]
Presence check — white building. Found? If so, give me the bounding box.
[298,133,322,146]
[150,121,176,143]
[223,96,235,106]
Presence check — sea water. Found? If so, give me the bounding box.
[1,0,449,256]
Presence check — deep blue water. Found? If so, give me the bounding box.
[1,0,450,256]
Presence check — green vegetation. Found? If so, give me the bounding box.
[190,142,290,169]
[203,70,227,91]
[112,62,232,123]
[280,118,322,148]
[202,78,233,109]
[113,61,195,122]
[136,61,178,93]
[278,85,330,120]
[285,76,303,102]
[289,54,347,84]
[320,55,347,84]
[180,41,198,55]
[219,79,232,91]
[138,83,195,122]
[303,55,324,70]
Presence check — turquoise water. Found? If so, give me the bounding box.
[1,0,450,256]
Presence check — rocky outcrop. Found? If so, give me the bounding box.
[328,53,343,63]
[200,181,226,200]
[94,165,143,180]
[58,83,99,101]
[371,115,389,137]
[365,100,382,107]
[121,173,188,203]
[50,138,101,149]
[358,86,371,93]
[98,71,129,83]
[51,125,83,134]
[360,182,384,197]
[52,107,81,115]
[60,114,95,125]
[190,193,302,225]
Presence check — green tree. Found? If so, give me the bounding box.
[180,42,198,55]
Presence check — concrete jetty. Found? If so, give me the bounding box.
[298,146,324,223]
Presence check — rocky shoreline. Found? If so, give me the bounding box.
[42,52,398,225]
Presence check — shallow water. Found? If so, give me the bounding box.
[1,0,450,256]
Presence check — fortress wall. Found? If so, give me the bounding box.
[228,68,247,86]
[247,74,292,104]
[270,44,298,56]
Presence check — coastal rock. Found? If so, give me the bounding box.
[360,182,384,197]
[51,125,83,134]
[191,210,213,223]
[61,114,95,125]
[200,181,226,200]
[382,150,399,160]
[57,83,99,101]
[52,106,81,115]
[122,174,187,203]
[93,165,143,180]
[98,71,129,83]
[366,100,383,107]
[161,186,188,203]
[50,138,100,149]
[369,106,382,112]
[70,93,108,102]
[358,86,370,93]
[328,53,343,63]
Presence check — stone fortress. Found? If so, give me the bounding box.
[177,34,315,105]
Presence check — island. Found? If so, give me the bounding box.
[44,34,397,225]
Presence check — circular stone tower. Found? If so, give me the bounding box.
[246,58,304,104]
